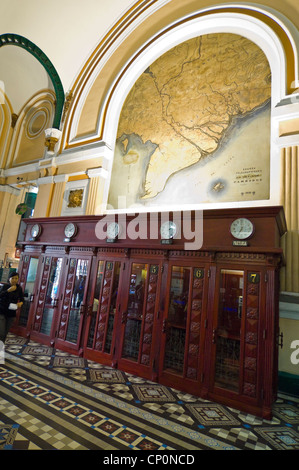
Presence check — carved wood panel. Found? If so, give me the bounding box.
[58,258,76,339]
[33,256,51,332]
[140,265,159,366]
[242,271,261,397]
[186,268,205,380]
[94,261,114,351]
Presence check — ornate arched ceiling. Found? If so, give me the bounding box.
[0,0,136,128]
[1,1,299,140]
[60,3,299,151]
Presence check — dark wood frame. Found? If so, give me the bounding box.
[12,206,286,419]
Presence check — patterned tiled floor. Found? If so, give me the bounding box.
[1,333,299,451]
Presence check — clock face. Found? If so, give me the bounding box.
[160,221,177,239]
[64,223,77,239]
[230,218,254,240]
[107,222,121,239]
[31,224,41,238]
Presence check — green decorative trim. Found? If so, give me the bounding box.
[278,371,299,398]
[0,33,64,129]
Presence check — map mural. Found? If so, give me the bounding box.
[108,33,271,209]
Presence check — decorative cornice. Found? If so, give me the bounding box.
[87,168,108,179]
[53,174,68,183]
[57,141,110,166]
[2,162,39,177]
[37,176,54,186]
[216,252,267,261]
[0,184,20,196]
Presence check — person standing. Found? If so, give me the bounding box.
[0,272,24,343]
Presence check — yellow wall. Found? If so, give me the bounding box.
[0,189,23,262]
[279,317,299,375]
[33,183,54,218]
[57,158,102,176]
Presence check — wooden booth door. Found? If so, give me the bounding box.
[117,259,163,380]
[157,262,208,394]
[12,254,41,336]
[83,257,124,366]
[28,255,65,345]
[55,255,92,354]
[208,266,265,411]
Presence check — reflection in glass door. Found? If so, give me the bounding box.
[87,260,105,348]
[86,260,121,356]
[65,259,89,343]
[163,266,190,374]
[119,261,160,377]
[122,263,148,361]
[29,256,64,344]
[19,257,39,327]
[104,262,121,353]
[40,258,63,335]
[214,269,244,392]
[56,257,91,350]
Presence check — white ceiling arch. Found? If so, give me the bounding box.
[102,11,294,147]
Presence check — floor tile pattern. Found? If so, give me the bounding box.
[1,333,299,451]
[0,424,19,450]
[186,403,241,426]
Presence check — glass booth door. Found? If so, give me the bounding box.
[158,262,207,393]
[83,257,124,366]
[211,268,244,394]
[55,256,92,353]
[117,259,162,379]
[28,255,64,345]
[13,255,40,335]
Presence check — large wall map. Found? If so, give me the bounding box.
[108,33,271,209]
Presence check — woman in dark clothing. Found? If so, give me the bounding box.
[0,272,24,343]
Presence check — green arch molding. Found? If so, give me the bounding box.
[0,33,64,129]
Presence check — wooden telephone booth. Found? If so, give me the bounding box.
[13,206,286,419]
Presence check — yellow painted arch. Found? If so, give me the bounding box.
[62,4,298,150]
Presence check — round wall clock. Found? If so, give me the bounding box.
[107,222,121,240]
[64,222,77,239]
[230,218,254,240]
[160,221,177,239]
[31,223,41,239]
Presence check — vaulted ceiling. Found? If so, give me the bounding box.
[0,0,135,118]
[1,0,299,137]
